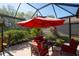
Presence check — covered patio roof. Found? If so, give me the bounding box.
[0,3,79,19]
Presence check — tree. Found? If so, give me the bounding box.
[0,6,15,28]
[0,5,37,28]
[7,5,16,16]
[25,11,36,19]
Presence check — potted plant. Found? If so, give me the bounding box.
[55,38,64,47]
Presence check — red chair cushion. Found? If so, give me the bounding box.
[33,35,48,56]
[34,35,45,43]
[37,41,48,56]
[70,39,78,49]
[61,45,76,54]
[61,39,78,54]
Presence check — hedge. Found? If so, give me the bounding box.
[0,29,33,45]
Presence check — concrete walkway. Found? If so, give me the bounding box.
[8,42,31,56]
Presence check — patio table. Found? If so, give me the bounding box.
[46,40,62,56]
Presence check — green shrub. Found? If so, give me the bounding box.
[60,36,69,43]
[30,28,41,38]
[0,28,44,45]
[45,35,57,41]
[76,36,79,44]
[55,38,65,46]
[3,29,31,45]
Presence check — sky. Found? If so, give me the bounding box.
[0,3,78,18]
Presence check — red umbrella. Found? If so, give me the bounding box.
[17,17,65,28]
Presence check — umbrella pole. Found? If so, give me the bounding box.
[69,17,71,39]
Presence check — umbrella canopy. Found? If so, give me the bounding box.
[17,17,65,28]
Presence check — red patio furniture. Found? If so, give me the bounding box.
[33,35,45,43]
[31,36,49,56]
[61,38,78,55]
[31,43,40,56]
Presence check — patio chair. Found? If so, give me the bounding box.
[34,35,45,43]
[31,36,49,56]
[61,38,78,55]
[31,42,48,56]
[31,44,40,56]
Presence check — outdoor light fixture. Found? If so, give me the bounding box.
[76,8,79,18]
